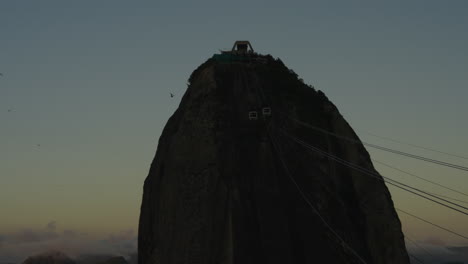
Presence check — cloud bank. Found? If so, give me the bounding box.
[0,222,136,264]
[406,238,468,264]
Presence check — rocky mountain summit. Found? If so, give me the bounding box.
[138,54,410,264]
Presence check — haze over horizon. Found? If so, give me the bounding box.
[1,1,467,263]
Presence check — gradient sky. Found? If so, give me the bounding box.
[1,0,468,260]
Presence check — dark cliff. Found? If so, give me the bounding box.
[138,55,410,264]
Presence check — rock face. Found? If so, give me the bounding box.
[138,55,410,264]
[22,251,75,264]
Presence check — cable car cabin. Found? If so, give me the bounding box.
[248,111,258,120]
[262,107,271,117]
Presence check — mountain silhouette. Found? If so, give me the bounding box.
[138,51,410,264]
[22,251,75,264]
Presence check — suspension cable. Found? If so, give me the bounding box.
[282,131,468,215]
[279,112,468,173]
[268,127,369,264]
[372,159,468,200]
[396,208,468,240]
[358,130,468,161]
[280,129,468,241]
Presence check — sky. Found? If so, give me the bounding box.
[1,0,468,262]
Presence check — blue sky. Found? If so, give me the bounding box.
[1,0,468,261]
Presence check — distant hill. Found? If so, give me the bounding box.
[96,257,127,264]
[448,247,468,256]
[75,255,128,264]
[74,255,115,264]
[22,251,74,264]
[127,253,137,264]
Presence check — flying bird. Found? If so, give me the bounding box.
[170,93,174,98]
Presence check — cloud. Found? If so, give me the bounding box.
[46,222,57,232]
[7,229,58,244]
[423,237,446,246]
[406,238,468,264]
[0,223,136,264]
[447,246,468,257]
